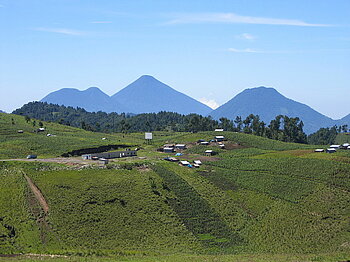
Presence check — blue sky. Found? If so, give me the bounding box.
[1,0,349,119]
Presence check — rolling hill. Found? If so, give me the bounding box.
[0,113,349,261]
[0,112,142,159]
[210,87,337,134]
[40,75,212,115]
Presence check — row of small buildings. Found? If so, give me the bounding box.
[162,135,228,168]
[161,135,226,153]
[163,157,203,168]
[163,144,187,153]
[315,143,350,153]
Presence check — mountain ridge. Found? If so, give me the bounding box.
[41,75,212,115]
[39,77,349,134]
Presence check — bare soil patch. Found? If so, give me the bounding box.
[24,175,49,214]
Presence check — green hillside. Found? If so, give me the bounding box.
[0,113,349,261]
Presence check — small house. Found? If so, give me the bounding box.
[175,144,186,150]
[330,145,340,149]
[219,144,225,149]
[197,139,206,143]
[348,146,350,150]
[17,130,24,133]
[164,147,175,153]
[326,148,337,153]
[193,164,200,168]
[200,141,209,146]
[179,160,190,166]
[341,143,350,149]
[215,128,224,132]
[194,160,202,165]
[37,128,45,132]
[205,150,214,156]
[82,154,92,160]
[314,149,325,153]
[215,136,225,142]
[175,153,183,156]
[99,158,109,165]
[27,154,37,159]
[102,137,107,140]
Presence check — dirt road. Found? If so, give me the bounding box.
[24,174,49,214]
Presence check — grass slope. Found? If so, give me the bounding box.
[0,114,349,261]
[0,113,143,159]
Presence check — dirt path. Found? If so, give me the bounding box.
[24,174,49,214]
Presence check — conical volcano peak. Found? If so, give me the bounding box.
[138,75,157,81]
[128,75,167,90]
[111,75,212,115]
[245,86,279,93]
[210,86,334,134]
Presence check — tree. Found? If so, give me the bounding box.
[234,116,242,132]
[268,115,282,140]
[81,121,87,130]
[341,125,348,133]
[243,114,255,134]
[219,117,233,131]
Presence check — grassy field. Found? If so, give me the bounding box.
[0,113,349,261]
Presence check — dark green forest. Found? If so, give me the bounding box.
[12,101,347,144]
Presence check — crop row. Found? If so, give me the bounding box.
[152,164,242,251]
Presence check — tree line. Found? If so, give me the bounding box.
[13,101,347,144]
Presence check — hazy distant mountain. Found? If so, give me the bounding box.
[337,114,350,126]
[40,75,211,115]
[111,75,212,115]
[210,87,336,134]
[0,110,5,113]
[41,87,122,113]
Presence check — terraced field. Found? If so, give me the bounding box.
[0,113,349,261]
